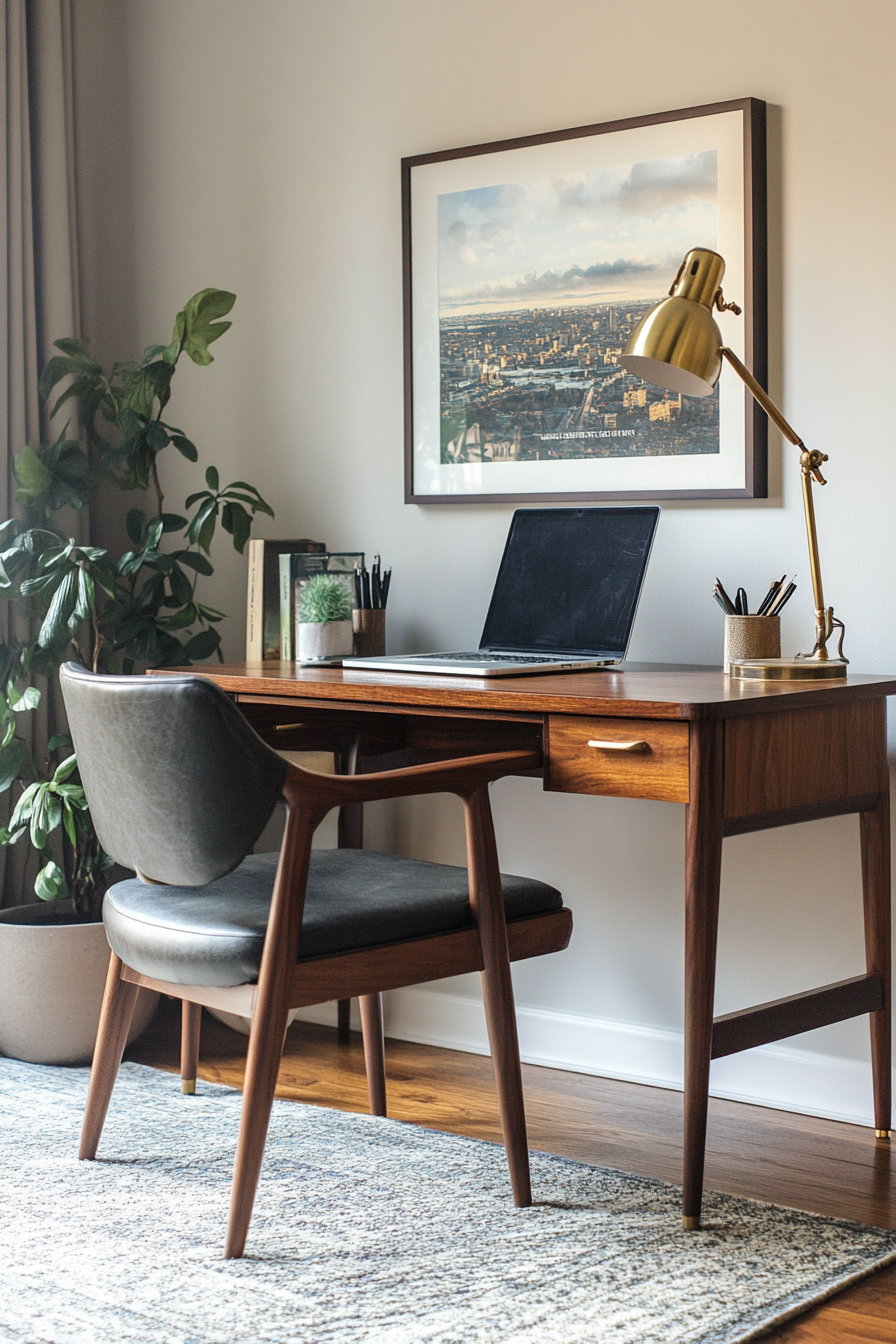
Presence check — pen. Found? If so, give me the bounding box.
[381,569,391,609]
[736,588,749,616]
[361,566,371,610]
[768,580,796,616]
[713,591,731,616]
[372,554,381,609]
[354,567,363,609]
[757,574,787,616]
[715,578,736,615]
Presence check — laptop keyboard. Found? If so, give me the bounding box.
[416,653,577,663]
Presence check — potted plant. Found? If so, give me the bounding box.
[0,289,273,1063]
[296,574,353,661]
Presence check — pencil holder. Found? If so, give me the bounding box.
[352,608,386,658]
[724,615,780,673]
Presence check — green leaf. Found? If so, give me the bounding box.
[172,289,235,366]
[35,860,68,902]
[168,564,193,607]
[45,791,62,834]
[9,686,40,712]
[221,500,251,554]
[171,435,198,462]
[38,568,77,647]
[145,420,169,452]
[51,338,102,370]
[48,732,73,753]
[159,513,188,533]
[205,465,220,492]
[52,753,79,784]
[48,374,100,424]
[173,550,213,576]
[126,509,146,545]
[14,444,52,505]
[223,482,275,518]
[198,511,216,555]
[62,802,77,846]
[195,602,225,623]
[160,603,198,631]
[0,738,30,792]
[186,497,217,549]
[37,354,79,402]
[182,628,220,661]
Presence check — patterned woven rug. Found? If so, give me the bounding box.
[2,1058,895,1344]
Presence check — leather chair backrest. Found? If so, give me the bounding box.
[59,664,288,886]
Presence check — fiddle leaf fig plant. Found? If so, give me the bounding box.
[0,289,273,918]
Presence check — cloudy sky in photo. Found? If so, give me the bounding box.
[437,150,718,315]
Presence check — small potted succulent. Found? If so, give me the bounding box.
[296,574,353,661]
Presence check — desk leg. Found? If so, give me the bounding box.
[336,734,363,1045]
[683,720,724,1230]
[862,789,892,1137]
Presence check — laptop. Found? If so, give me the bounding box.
[342,506,660,677]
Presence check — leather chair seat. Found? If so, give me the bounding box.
[104,848,563,988]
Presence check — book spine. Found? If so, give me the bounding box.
[246,539,264,661]
[279,553,293,662]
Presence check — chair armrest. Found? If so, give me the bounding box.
[282,748,542,810]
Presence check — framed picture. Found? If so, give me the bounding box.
[403,98,766,504]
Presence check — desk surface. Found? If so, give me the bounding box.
[189,661,896,722]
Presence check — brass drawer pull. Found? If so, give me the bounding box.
[587,738,650,752]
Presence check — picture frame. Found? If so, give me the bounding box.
[403,98,767,505]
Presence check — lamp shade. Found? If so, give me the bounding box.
[620,248,726,397]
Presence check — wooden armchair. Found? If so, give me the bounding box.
[59,665,572,1258]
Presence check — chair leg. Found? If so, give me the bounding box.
[464,788,532,1208]
[80,952,140,1160]
[337,998,352,1043]
[359,992,387,1116]
[180,1001,202,1095]
[225,792,319,1259]
[225,1000,290,1258]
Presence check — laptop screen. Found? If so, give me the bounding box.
[479,507,660,657]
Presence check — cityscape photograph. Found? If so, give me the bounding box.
[436,150,720,465]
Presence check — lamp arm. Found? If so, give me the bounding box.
[720,346,802,446]
[719,347,844,664]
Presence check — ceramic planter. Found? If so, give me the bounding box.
[297,619,353,662]
[0,900,159,1065]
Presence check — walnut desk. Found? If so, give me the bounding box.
[182,661,896,1229]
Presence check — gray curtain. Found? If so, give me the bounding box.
[1,0,81,906]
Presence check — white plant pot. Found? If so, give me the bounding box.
[297,620,353,662]
[0,901,159,1065]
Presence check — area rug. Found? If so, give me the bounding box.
[2,1058,895,1344]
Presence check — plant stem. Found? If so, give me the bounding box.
[149,455,164,517]
[90,603,104,674]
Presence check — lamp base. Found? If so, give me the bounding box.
[729,657,848,681]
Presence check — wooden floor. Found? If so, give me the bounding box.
[128,998,896,1342]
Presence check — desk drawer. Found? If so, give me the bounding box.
[546,715,690,803]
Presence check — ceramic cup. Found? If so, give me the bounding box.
[297,619,353,662]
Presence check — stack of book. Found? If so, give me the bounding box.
[245,538,326,661]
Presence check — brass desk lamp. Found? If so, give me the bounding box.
[620,247,847,680]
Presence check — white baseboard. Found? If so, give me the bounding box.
[294,988,881,1129]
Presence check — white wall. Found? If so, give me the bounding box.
[74,0,896,1122]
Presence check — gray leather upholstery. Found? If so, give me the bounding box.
[104,849,563,986]
[59,664,287,886]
